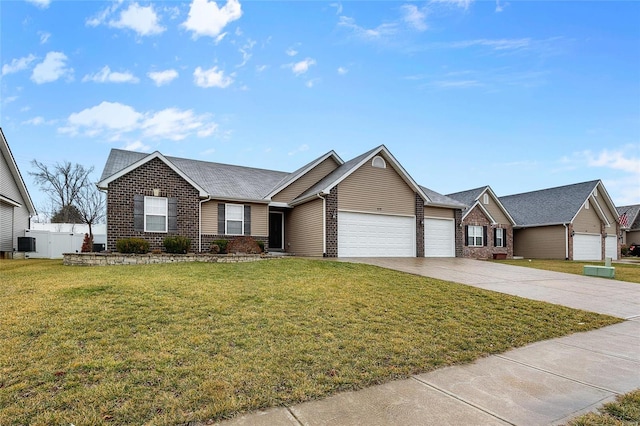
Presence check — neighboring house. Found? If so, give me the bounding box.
[98,145,465,257]
[617,205,640,247]
[500,180,620,261]
[0,128,36,259]
[446,186,516,259]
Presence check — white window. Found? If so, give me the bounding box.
[496,228,504,247]
[372,156,386,169]
[145,196,167,232]
[483,193,489,204]
[468,225,483,247]
[585,200,590,210]
[226,204,244,235]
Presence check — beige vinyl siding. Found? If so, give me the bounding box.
[0,149,23,202]
[286,198,324,256]
[595,184,617,226]
[201,200,268,236]
[513,225,566,259]
[338,155,415,216]
[624,230,640,246]
[272,157,339,203]
[1,149,31,251]
[424,206,455,219]
[573,204,602,234]
[482,194,510,224]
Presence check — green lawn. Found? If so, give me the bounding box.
[496,259,640,284]
[566,389,640,425]
[0,258,621,425]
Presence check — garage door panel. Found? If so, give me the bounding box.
[605,236,618,260]
[574,234,601,261]
[338,212,414,257]
[425,218,455,257]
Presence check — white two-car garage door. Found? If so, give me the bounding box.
[338,211,415,257]
[424,218,455,257]
[573,233,601,261]
[605,235,618,260]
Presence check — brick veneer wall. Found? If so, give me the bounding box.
[106,158,200,252]
[454,209,463,257]
[415,194,424,257]
[325,187,338,257]
[461,206,513,259]
[201,234,268,253]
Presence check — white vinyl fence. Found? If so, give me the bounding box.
[23,224,106,259]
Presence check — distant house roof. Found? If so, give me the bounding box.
[419,186,467,209]
[447,185,516,225]
[499,180,603,227]
[0,128,36,215]
[617,204,640,230]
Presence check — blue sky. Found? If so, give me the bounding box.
[1,0,639,214]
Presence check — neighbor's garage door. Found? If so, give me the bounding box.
[425,218,455,257]
[574,233,601,261]
[605,235,618,260]
[338,211,415,257]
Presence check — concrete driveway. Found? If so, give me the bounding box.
[218,258,640,426]
[340,258,640,320]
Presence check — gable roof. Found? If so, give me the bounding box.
[266,150,343,200]
[617,204,640,230]
[447,185,516,225]
[98,149,288,202]
[291,145,429,205]
[499,180,611,227]
[0,128,36,215]
[419,185,466,209]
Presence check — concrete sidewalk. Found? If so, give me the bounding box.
[218,259,640,425]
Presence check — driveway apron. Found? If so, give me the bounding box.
[219,258,640,426]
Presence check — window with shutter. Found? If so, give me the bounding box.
[468,225,483,246]
[495,228,504,247]
[226,204,244,235]
[144,196,168,232]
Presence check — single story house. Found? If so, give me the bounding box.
[446,186,516,260]
[0,128,36,258]
[499,180,620,261]
[98,145,466,257]
[617,204,640,247]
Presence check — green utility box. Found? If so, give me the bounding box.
[583,265,615,278]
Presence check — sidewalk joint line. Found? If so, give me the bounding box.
[411,376,517,426]
[285,406,305,426]
[555,341,640,363]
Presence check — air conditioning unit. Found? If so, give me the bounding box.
[18,237,36,252]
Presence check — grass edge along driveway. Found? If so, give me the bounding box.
[0,258,621,425]
[495,259,640,284]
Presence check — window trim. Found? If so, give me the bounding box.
[372,156,386,169]
[468,225,483,247]
[495,228,504,247]
[144,196,168,233]
[483,193,489,204]
[225,203,244,235]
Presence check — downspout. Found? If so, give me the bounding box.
[317,193,326,255]
[563,223,569,260]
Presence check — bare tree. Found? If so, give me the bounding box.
[75,186,105,238]
[29,160,94,223]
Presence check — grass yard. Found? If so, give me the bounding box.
[565,389,640,425]
[0,258,620,425]
[496,259,640,284]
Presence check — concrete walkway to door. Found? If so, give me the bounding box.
[218,258,640,426]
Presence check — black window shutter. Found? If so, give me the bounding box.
[134,195,144,231]
[464,225,469,246]
[168,198,177,232]
[483,226,488,246]
[244,205,251,235]
[218,203,225,234]
[494,228,498,247]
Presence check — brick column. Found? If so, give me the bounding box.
[415,193,424,257]
[454,209,463,257]
[325,187,338,257]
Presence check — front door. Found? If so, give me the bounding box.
[269,212,284,251]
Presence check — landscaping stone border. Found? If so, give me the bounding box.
[63,252,265,266]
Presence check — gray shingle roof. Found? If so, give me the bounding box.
[100,149,288,201]
[420,186,467,208]
[617,204,640,230]
[499,180,600,226]
[446,186,489,210]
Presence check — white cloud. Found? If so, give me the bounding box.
[123,141,151,152]
[109,3,165,36]
[182,0,242,39]
[431,79,482,88]
[338,16,398,40]
[256,64,268,73]
[31,52,73,84]
[193,66,234,88]
[330,2,343,15]
[22,116,46,126]
[431,0,474,10]
[286,58,316,76]
[444,38,532,51]
[337,66,348,75]
[2,54,37,76]
[288,144,309,156]
[147,69,179,86]
[39,31,51,44]
[25,0,50,8]
[3,96,18,105]
[286,47,298,57]
[583,147,640,175]
[215,32,228,44]
[238,39,256,67]
[58,101,219,142]
[401,4,428,31]
[86,3,120,27]
[82,66,140,83]
[495,0,507,12]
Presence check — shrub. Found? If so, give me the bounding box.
[210,244,220,254]
[163,236,191,254]
[213,239,228,254]
[81,233,93,253]
[227,236,262,254]
[116,238,150,254]
[256,240,265,252]
[621,244,629,256]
